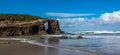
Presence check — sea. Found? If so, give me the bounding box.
[28,30,120,55]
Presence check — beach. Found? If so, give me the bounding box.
[0,39,95,55]
[1,33,120,55]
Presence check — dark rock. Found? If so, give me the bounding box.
[59,36,68,39]
[47,20,61,34]
[0,14,62,36]
[48,37,59,43]
[76,36,83,39]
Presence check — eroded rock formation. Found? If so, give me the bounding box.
[0,14,62,36]
[47,20,61,34]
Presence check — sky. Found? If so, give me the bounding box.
[0,0,120,31]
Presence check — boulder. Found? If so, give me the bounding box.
[48,37,59,43]
[76,36,83,39]
[58,36,68,39]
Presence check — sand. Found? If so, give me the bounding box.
[0,40,95,55]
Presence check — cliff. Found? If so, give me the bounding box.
[0,14,62,36]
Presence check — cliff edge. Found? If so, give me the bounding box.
[0,14,62,36]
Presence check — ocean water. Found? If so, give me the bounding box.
[58,37,120,55]
[30,31,120,55]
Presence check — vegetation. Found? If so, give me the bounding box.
[0,14,49,22]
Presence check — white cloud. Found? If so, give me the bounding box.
[99,11,120,24]
[57,18,92,27]
[57,10,120,31]
[46,12,94,17]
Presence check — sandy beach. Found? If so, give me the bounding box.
[0,39,95,55]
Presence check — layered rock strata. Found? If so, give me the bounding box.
[0,14,61,36]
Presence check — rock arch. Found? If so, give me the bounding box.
[0,19,62,36]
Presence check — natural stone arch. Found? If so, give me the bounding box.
[0,15,62,36]
[44,21,48,31]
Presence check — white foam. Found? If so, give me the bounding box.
[85,30,120,34]
[41,35,63,37]
[83,36,120,38]
[67,30,120,34]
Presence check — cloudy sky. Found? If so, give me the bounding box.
[0,0,120,31]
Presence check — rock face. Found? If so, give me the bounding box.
[47,20,61,34]
[0,14,62,36]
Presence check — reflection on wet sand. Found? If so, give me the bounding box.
[0,40,94,55]
[0,40,58,55]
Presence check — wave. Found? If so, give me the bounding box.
[83,36,120,38]
[66,30,120,34]
[41,30,120,38]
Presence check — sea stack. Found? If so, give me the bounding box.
[0,14,62,36]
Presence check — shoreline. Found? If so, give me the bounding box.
[0,38,100,55]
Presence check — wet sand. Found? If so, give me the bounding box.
[0,40,95,55]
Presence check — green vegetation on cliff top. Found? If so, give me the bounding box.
[0,14,49,22]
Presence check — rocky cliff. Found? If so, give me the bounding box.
[0,14,62,36]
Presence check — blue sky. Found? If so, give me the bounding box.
[0,0,120,31]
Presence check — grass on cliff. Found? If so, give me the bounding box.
[0,14,50,22]
[19,14,48,22]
